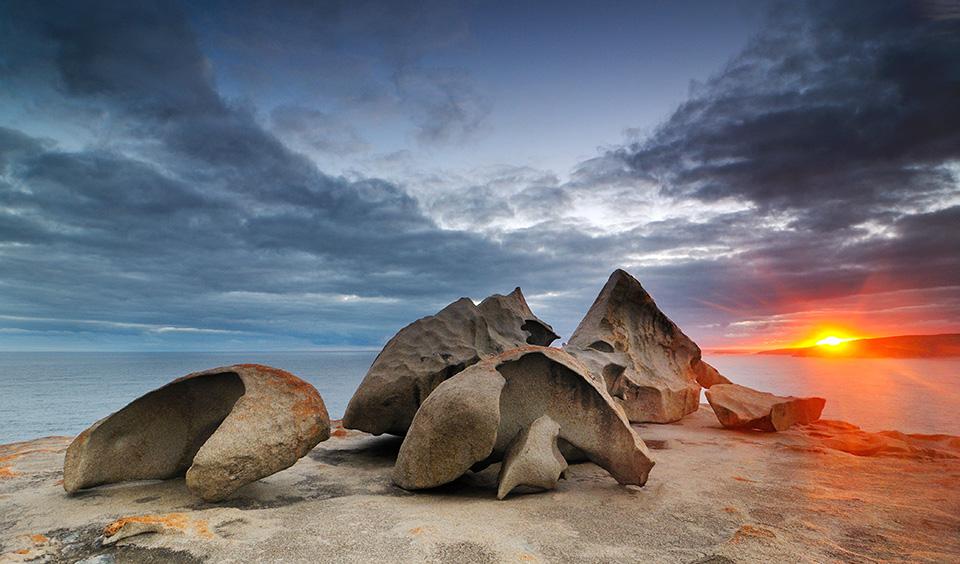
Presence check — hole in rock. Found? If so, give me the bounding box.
[588,340,615,352]
[76,372,245,484]
[521,320,559,346]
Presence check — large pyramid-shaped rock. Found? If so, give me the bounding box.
[343,288,559,436]
[564,269,705,423]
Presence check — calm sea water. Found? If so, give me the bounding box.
[0,352,957,444]
[0,351,377,445]
[706,355,960,437]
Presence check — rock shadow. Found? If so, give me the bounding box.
[309,435,404,468]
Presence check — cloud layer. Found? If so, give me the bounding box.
[0,0,957,350]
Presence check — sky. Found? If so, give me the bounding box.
[0,0,958,352]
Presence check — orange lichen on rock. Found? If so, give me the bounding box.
[0,448,61,464]
[104,513,189,537]
[29,534,48,545]
[192,519,213,539]
[103,512,212,540]
[0,466,19,478]
[730,524,777,544]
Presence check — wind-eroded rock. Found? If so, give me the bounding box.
[564,269,705,423]
[695,361,732,388]
[705,383,825,432]
[63,364,330,501]
[392,346,654,494]
[343,288,558,436]
[497,415,568,499]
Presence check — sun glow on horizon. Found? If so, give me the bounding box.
[786,328,865,349]
[815,335,855,347]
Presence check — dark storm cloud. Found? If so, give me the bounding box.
[613,0,960,226]
[0,0,588,347]
[187,0,489,146]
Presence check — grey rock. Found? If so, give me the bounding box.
[392,346,654,492]
[497,415,568,499]
[75,556,115,564]
[564,269,705,423]
[63,364,330,502]
[343,288,558,436]
[705,383,826,431]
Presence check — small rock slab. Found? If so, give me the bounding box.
[705,384,825,432]
[695,361,732,388]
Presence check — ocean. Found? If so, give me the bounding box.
[0,351,957,444]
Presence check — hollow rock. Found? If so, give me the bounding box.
[563,269,706,423]
[63,364,330,502]
[343,288,558,436]
[392,346,654,493]
[705,383,826,431]
[497,415,568,499]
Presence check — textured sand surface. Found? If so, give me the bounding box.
[1,407,958,563]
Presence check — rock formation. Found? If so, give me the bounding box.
[563,269,706,423]
[705,383,825,431]
[392,346,654,494]
[343,288,558,436]
[63,364,330,502]
[695,361,732,388]
[497,415,568,499]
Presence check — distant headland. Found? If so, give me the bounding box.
[759,333,960,358]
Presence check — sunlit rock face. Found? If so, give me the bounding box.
[343,288,559,436]
[63,364,330,502]
[392,346,654,494]
[563,269,704,423]
[695,361,732,388]
[705,383,825,432]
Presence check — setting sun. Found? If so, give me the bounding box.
[816,335,853,347]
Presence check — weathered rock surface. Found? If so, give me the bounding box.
[497,415,568,499]
[392,346,654,492]
[705,383,825,432]
[3,408,958,562]
[63,364,330,502]
[695,361,732,388]
[564,269,706,423]
[3,408,959,563]
[343,288,558,436]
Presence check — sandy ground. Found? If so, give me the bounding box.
[1,406,958,563]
